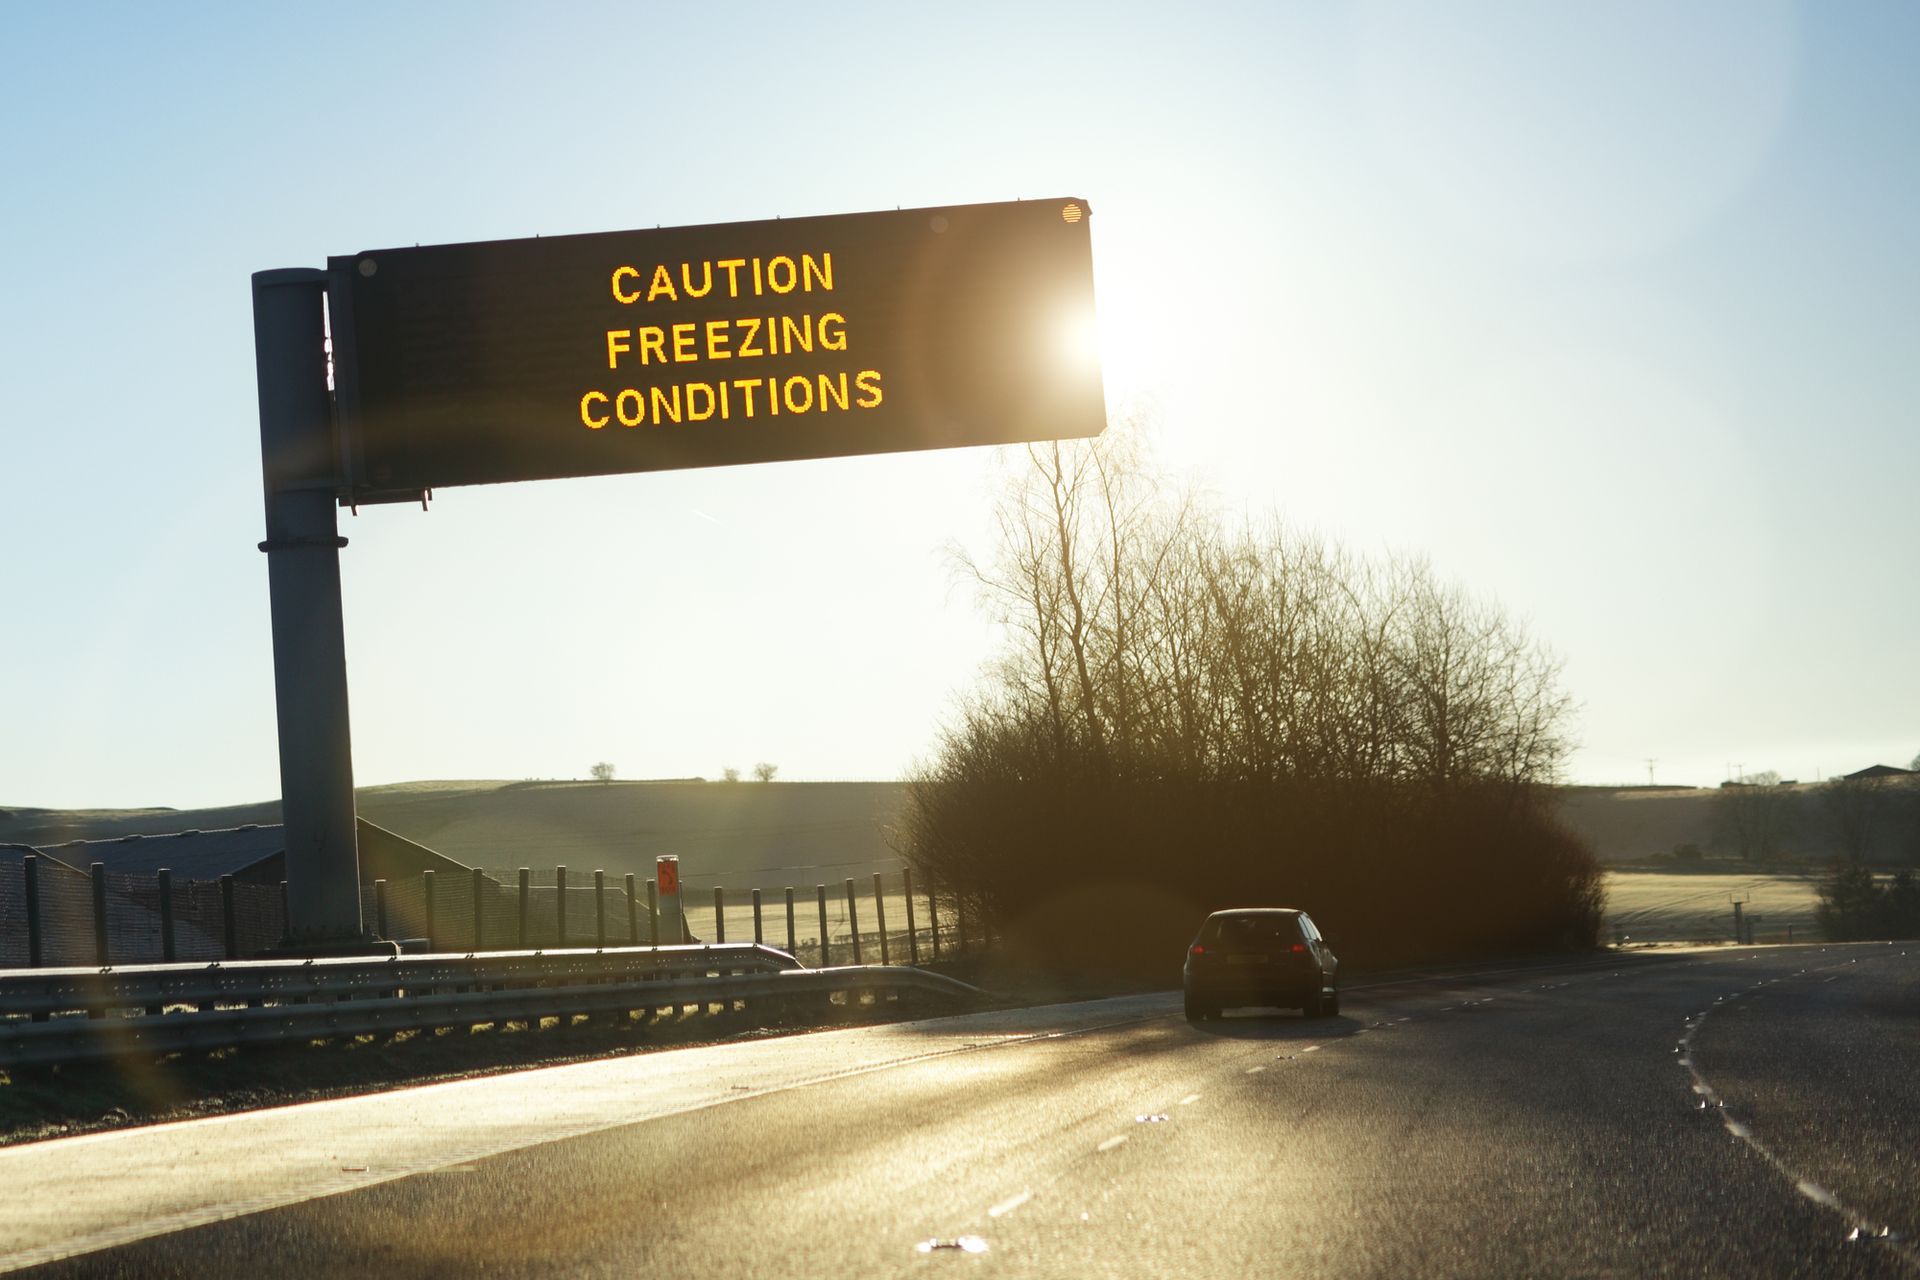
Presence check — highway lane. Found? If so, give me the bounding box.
[13,945,1920,1278]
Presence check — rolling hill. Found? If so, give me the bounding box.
[5,778,1907,887]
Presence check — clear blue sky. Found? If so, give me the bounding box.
[2,1,1915,809]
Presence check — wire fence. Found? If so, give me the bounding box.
[0,857,290,968]
[0,855,985,970]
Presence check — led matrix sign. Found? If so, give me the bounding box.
[328,199,1105,501]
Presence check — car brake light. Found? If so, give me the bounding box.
[1189,944,1205,955]
[1290,942,1308,954]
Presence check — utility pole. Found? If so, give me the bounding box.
[1645,758,1657,787]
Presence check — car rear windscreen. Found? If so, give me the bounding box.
[1200,915,1303,947]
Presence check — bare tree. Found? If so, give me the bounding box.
[721,766,741,783]
[946,426,1572,796]
[589,762,615,784]
[1822,774,1890,859]
[753,762,779,783]
[1716,771,1796,862]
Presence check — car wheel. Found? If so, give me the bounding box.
[1301,990,1325,1018]
[1184,996,1206,1023]
[1324,988,1340,1017]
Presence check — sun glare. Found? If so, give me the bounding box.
[1059,305,1102,373]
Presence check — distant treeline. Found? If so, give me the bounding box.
[903,430,1602,974]
[1713,771,1920,865]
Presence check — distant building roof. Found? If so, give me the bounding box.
[17,819,476,885]
[0,844,62,868]
[1843,764,1917,781]
[29,824,285,880]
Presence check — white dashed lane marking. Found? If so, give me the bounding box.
[988,1190,1031,1219]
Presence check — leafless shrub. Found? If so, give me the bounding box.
[908,428,1600,970]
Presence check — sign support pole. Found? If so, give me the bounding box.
[253,267,367,947]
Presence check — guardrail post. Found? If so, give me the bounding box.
[714,886,726,943]
[845,878,862,965]
[157,867,177,963]
[220,874,239,960]
[422,869,437,951]
[472,867,486,950]
[518,868,530,948]
[816,884,829,966]
[873,872,889,965]
[90,862,111,966]
[752,889,763,945]
[556,865,567,946]
[785,886,797,955]
[374,878,388,939]
[24,854,43,968]
[595,870,608,948]
[903,868,919,965]
[927,872,940,961]
[626,873,639,944]
[646,878,658,945]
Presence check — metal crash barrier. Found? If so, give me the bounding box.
[0,944,980,1068]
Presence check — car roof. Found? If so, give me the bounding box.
[1207,908,1301,918]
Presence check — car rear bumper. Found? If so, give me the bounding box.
[1185,972,1324,1007]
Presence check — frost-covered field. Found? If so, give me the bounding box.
[1603,870,1824,944]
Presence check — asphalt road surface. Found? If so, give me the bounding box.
[9,943,1920,1278]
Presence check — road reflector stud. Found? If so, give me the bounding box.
[916,1237,989,1254]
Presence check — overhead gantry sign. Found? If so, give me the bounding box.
[327,198,1106,502]
[255,198,1107,945]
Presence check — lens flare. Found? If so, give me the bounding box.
[1058,306,1102,372]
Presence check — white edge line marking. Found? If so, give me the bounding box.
[1683,951,1919,1265]
[988,1190,1032,1219]
[1178,1094,1201,1105]
[1303,1045,1321,1052]
[1796,1180,1842,1210]
[1097,1135,1129,1153]
[1245,1065,1267,1074]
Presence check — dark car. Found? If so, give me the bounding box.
[1183,908,1339,1022]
